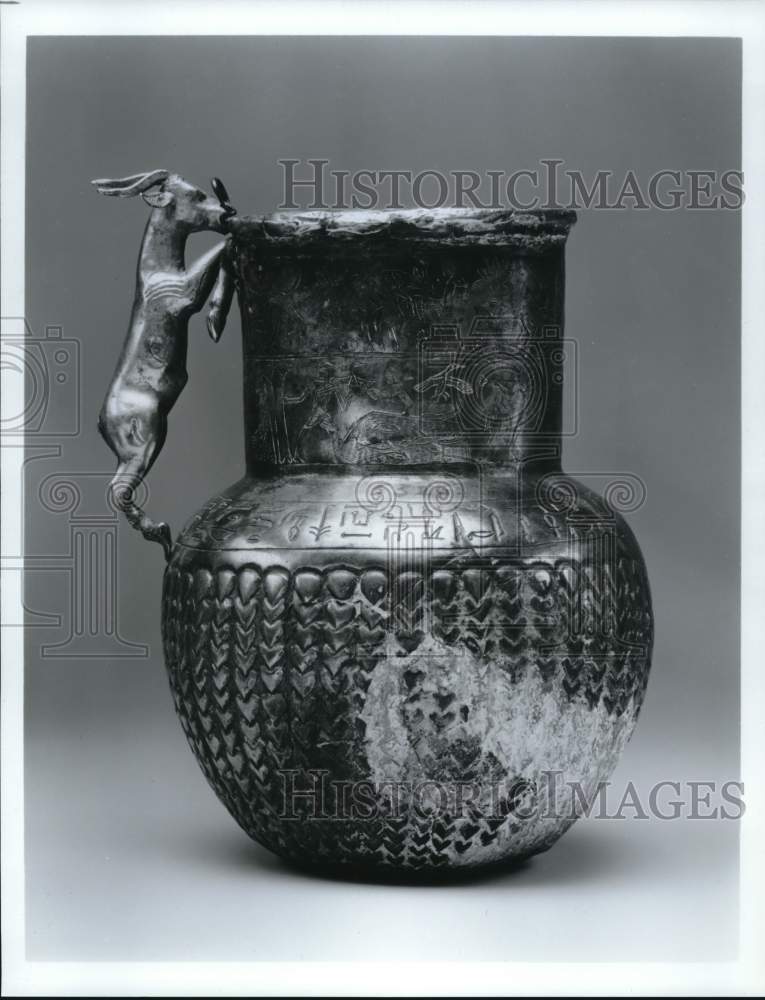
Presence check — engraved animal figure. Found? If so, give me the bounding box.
[414,361,474,401]
[336,410,420,464]
[92,170,237,556]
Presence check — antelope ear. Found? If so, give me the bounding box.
[142,189,173,209]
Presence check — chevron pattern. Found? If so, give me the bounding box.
[161,552,653,869]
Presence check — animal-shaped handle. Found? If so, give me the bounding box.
[93,170,237,560]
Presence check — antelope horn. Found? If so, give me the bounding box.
[91,169,169,197]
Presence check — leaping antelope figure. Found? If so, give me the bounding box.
[92,170,237,558]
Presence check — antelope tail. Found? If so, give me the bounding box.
[109,469,172,560]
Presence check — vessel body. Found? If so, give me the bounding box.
[160,209,653,870]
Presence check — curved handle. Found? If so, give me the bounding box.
[110,478,174,560]
[94,171,237,561]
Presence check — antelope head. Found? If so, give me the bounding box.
[91,169,237,233]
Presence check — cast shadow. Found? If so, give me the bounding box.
[178,820,631,889]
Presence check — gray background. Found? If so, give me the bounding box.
[24,37,740,960]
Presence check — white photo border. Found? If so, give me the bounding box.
[2,1,762,995]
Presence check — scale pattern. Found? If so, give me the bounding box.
[161,552,653,868]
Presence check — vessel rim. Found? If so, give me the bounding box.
[229,207,577,247]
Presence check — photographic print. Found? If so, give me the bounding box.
[2,2,763,996]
